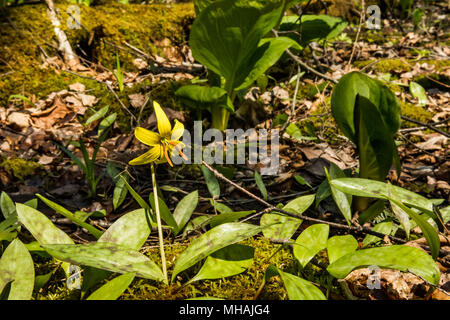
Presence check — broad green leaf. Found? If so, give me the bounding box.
[201,165,220,198]
[189,0,285,90]
[293,224,329,268]
[409,81,428,106]
[327,245,440,285]
[171,222,264,281]
[85,106,109,126]
[286,123,316,141]
[329,178,434,214]
[188,244,254,284]
[173,191,198,235]
[280,14,348,47]
[261,194,314,241]
[0,239,35,300]
[86,273,135,300]
[98,208,152,250]
[362,221,393,247]
[42,243,165,282]
[215,202,233,214]
[16,203,74,245]
[236,36,301,90]
[331,72,401,145]
[36,194,102,239]
[149,192,178,231]
[325,165,351,225]
[254,171,268,201]
[327,235,358,264]
[1,191,15,219]
[265,266,326,300]
[209,210,255,228]
[175,85,234,112]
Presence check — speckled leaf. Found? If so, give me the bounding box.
[16,203,74,245]
[98,208,152,250]
[327,245,440,285]
[0,239,35,300]
[327,235,358,264]
[261,195,314,241]
[326,165,352,225]
[1,191,15,219]
[409,81,428,106]
[329,178,434,214]
[293,224,329,268]
[362,221,393,247]
[42,242,165,282]
[265,266,326,300]
[188,244,254,284]
[86,273,135,300]
[171,222,264,281]
[201,165,220,198]
[173,191,198,235]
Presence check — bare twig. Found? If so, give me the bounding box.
[201,161,407,243]
[280,64,302,132]
[401,115,450,138]
[346,0,365,71]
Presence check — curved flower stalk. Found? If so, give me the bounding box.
[129,101,186,282]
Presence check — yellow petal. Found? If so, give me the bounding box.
[171,119,184,141]
[153,101,172,138]
[128,145,162,165]
[134,127,160,146]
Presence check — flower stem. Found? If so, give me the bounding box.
[151,163,168,283]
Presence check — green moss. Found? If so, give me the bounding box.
[0,1,195,116]
[353,58,450,74]
[0,157,42,181]
[400,101,433,128]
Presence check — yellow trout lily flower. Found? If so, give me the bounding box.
[129,101,184,167]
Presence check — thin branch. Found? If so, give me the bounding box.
[401,115,450,138]
[201,161,406,243]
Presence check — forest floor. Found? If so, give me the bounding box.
[0,0,449,300]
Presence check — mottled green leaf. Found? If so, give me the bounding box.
[327,245,440,285]
[0,239,35,300]
[329,178,435,213]
[173,191,198,235]
[326,165,352,225]
[16,203,74,245]
[327,235,358,264]
[188,244,254,283]
[98,208,152,250]
[42,242,165,282]
[293,224,329,268]
[86,273,135,300]
[172,222,264,281]
[261,195,314,241]
[98,112,117,136]
[1,191,15,219]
